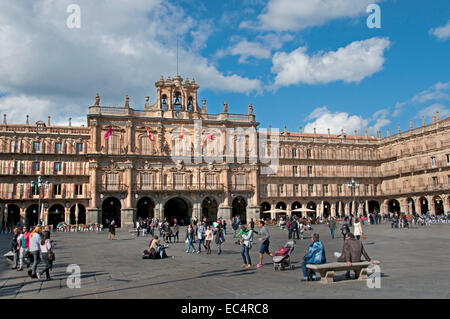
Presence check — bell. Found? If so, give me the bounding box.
[174,95,181,105]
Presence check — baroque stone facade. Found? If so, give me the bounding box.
[0,76,449,228]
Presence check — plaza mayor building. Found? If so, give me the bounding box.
[0,76,449,229]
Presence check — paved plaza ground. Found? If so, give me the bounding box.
[0,222,449,299]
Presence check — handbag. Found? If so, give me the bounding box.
[362,233,367,240]
[185,238,189,244]
[47,251,55,262]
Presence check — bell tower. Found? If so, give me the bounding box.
[154,75,200,113]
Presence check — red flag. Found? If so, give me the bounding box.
[180,124,185,139]
[206,132,214,140]
[104,126,112,139]
[146,126,153,142]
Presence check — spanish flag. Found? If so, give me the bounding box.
[104,126,112,139]
[146,126,154,142]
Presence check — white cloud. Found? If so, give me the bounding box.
[0,0,261,125]
[241,0,381,31]
[217,33,294,63]
[304,106,389,136]
[411,82,450,103]
[417,103,450,119]
[430,20,450,41]
[271,37,390,87]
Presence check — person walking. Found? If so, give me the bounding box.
[185,224,196,253]
[108,221,116,240]
[354,218,363,240]
[38,231,54,280]
[214,225,224,255]
[136,220,141,237]
[256,221,274,269]
[205,225,213,254]
[222,219,227,235]
[239,224,254,268]
[300,233,326,281]
[197,222,206,254]
[328,218,337,239]
[28,226,42,279]
[10,228,20,270]
[173,223,180,243]
[17,226,31,271]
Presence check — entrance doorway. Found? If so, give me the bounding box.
[137,197,155,221]
[232,197,247,224]
[6,204,21,227]
[48,204,65,229]
[164,197,190,225]
[201,197,218,223]
[102,197,122,227]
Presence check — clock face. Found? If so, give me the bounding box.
[175,111,182,118]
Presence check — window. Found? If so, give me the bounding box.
[278,184,284,195]
[308,184,314,194]
[174,174,184,189]
[447,154,450,164]
[106,173,119,190]
[53,184,62,196]
[323,184,329,194]
[205,174,215,189]
[76,143,83,154]
[55,143,62,153]
[54,162,62,173]
[292,148,297,158]
[33,142,40,153]
[261,184,268,197]
[306,149,311,158]
[431,157,436,166]
[307,166,313,175]
[366,185,370,194]
[448,176,450,185]
[294,184,299,195]
[141,173,153,190]
[235,175,246,190]
[33,162,40,172]
[337,184,342,194]
[31,184,39,195]
[374,184,378,195]
[432,176,439,186]
[75,184,83,195]
[10,141,18,153]
[293,166,298,176]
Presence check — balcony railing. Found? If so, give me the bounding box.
[136,183,224,192]
[0,190,91,200]
[230,184,254,192]
[97,184,128,192]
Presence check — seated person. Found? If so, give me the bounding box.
[301,233,326,281]
[147,235,167,259]
[337,232,374,279]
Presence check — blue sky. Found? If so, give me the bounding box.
[0,0,449,136]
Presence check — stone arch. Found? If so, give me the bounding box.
[201,196,218,222]
[6,204,21,227]
[306,201,317,218]
[433,196,444,215]
[232,196,247,224]
[388,199,401,214]
[70,203,87,225]
[164,196,192,225]
[418,197,428,215]
[323,201,331,218]
[48,204,65,229]
[136,197,155,221]
[26,204,39,227]
[102,197,122,227]
[368,200,380,214]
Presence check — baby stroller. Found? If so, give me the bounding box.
[273,241,295,271]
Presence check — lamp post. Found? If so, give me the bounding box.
[347,178,360,217]
[30,176,49,226]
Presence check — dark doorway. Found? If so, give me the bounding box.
[164,197,190,225]
[291,201,302,217]
[323,202,331,218]
[137,197,155,220]
[102,197,122,227]
[407,198,415,214]
[201,197,218,223]
[434,196,444,215]
[232,197,247,224]
[419,197,428,215]
[368,200,380,214]
[388,199,401,214]
[6,204,21,227]
[306,202,317,219]
[48,204,65,229]
[26,204,39,227]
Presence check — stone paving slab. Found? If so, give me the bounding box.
[0,223,449,298]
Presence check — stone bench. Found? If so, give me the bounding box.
[306,260,381,283]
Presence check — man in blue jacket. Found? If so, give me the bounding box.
[301,233,326,281]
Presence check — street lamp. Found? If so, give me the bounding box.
[347,178,360,216]
[30,175,49,226]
